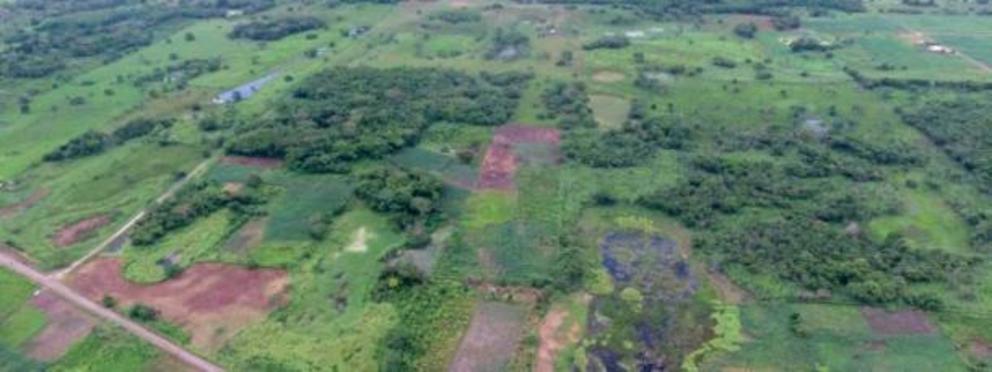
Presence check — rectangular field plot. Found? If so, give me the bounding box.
[264,174,353,242]
[699,303,967,371]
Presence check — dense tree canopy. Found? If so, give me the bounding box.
[229,16,325,41]
[226,67,530,173]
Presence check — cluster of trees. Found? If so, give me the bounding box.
[582,35,631,50]
[428,9,482,24]
[130,180,267,246]
[484,28,530,60]
[789,36,837,52]
[540,82,597,129]
[640,154,894,227]
[844,67,992,91]
[226,67,529,173]
[563,102,691,167]
[229,16,325,41]
[355,167,444,236]
[697,216,974,308]
[133,58,223,91]
[899,98,992,192]
[542,84,691,168]
[0,0,273,78]
[733,22,758,38]
[43,118,174,161]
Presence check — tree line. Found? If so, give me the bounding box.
[43,118,174,162]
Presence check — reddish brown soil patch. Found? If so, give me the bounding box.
[52,215,111,247]
[971,339,992,359]
[450,302,529,372]
[0,189,48,218]
[477,125,560,190]
[220,156,283,169]
[861,308,936,335]
[478,142,517,190]
[24,291,97,361]
[69,258,289,351]
[536,295,589,372]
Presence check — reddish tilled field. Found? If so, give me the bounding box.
[477,125,560,190]
[52,215,111,247]
[220,156,284,168]
[70,259,289,351]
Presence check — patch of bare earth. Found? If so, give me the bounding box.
[536,296,589,372]
[971,338,992,359]
[52,215,111,247]
[24,291,97,361]
[477,125,560,190]
[592,70,625,83]
[860,307,936,335]
[220,156,283,168]
[345,227,372,253]
[0,188,48,218]
[449,302,529,372]
[69,258,289,352]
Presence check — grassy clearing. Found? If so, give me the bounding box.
[0,270,44,353]
[868,176,971,255]
[122,211,235,283]
[50,326,160,372]
[700,303,967,371]
[464,191,516,230]
[588,94,630,130]
[222,209,406,369]
[1,143,204,269]
[263,173,352,242]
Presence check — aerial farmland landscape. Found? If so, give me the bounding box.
[2,0,992,371]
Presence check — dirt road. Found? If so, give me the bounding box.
[0,252,223,372]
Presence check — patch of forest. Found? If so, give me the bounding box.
[226,67,531,173]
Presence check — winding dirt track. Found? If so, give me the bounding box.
[0,252,223,372]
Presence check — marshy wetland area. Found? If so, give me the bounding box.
[2,0,992,371]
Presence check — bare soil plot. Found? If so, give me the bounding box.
[536,296,589,372]
[591,70,626,83]
[24,291,97,361]
[971,339,992,359]
[345,227,372,253]
[70,258,289,351]
[860,308,936,335]
[477,125,560,190]
[449,302,529,372]
[0,189,48,218]
[52,215,112,247]
[220,156,283,169]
